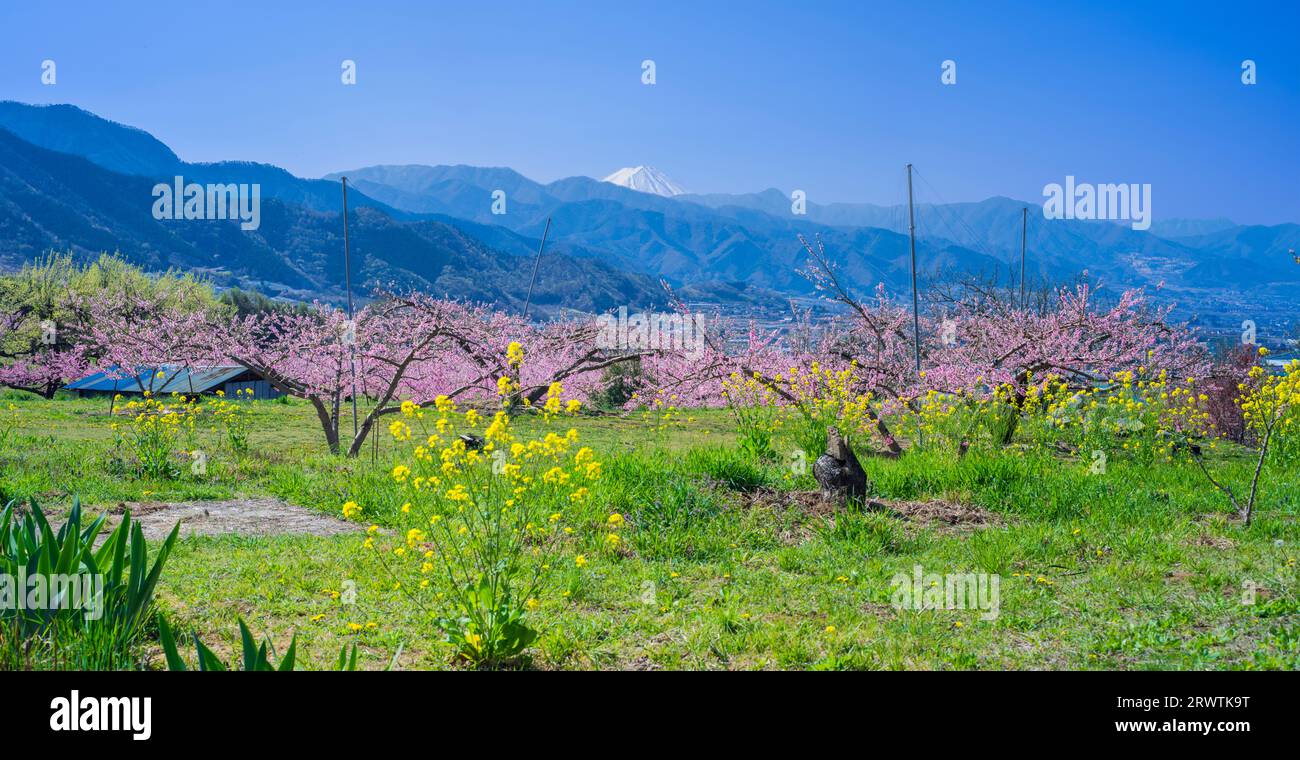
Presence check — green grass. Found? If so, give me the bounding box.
[2,394,1297,670]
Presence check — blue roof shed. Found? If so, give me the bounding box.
[65,365,283,399]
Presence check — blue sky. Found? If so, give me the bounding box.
[1,0,1296,223]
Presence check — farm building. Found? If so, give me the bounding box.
[65,365,283,400]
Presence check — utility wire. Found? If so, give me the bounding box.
[910,167,1006,264]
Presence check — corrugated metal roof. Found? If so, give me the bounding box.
[66,365,247,394]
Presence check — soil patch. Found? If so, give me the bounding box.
[102,498,363,541]
[745,488,997,532]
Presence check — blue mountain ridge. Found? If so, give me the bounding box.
[1,101,1296,324]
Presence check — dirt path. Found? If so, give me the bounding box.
[103,498,363,541]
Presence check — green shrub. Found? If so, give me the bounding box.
[0,497,179,669]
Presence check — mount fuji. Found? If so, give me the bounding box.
[601,166,686,197]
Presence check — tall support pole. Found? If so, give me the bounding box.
[341,177,359,444]
[1020,206,1028,309]
[906,164,923,450]
[522,217,551,322]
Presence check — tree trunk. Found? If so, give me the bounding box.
[309,397,341,455]
[998,370,1032,446]
[347,412,381,458]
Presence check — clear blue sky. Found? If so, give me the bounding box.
[2,0,1296,223]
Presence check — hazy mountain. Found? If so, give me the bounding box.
[1175,223,1300,295]
[0,102,181,177]
[1,100,1296,323]
[0,126,308,288]
[0,101,403,217]
[329,163,1227,295]
[601,166,686,197]
[1149,217,1239,239]
[0,127,681,314]
[329,163,1300,320]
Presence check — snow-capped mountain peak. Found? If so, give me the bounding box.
[601,166,686,197]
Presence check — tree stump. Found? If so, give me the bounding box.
[813,427,870,504]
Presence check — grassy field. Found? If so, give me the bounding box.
[2,390,1298,670]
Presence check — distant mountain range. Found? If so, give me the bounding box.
[0,101,1296,325]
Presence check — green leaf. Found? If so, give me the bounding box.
[277,635,298,672]
[156,615,189,671]
[239,619,260,671]
[194,639,227,671]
